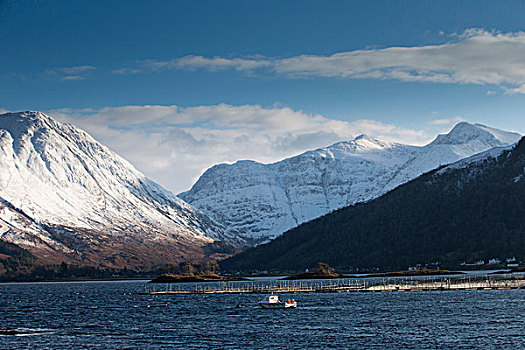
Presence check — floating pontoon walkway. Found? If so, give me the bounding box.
[139,276,525,295]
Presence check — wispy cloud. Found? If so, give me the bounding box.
[271,29,525,85]
[46,65,96,81]
[114,29,525,93]
[58,65,96,74]
[111,68,141,75]
[144,55,271,72]
[503,84,525,95]
[430,117,463,126]
[49,104,431,193]
[61,75,85,81]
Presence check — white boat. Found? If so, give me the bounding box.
[258,295,297,309]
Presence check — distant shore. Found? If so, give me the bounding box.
[149,273,245,283]
[360,269,464,278]
[489,267,525,275]
[0,276,153,284]
[283,271,344,280]
[2,268,511,283]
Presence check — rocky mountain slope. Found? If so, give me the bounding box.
[180,122,521,244]
[0,111,240,269]
[222,136,525,272]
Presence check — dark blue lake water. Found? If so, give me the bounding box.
[1,280,525,349]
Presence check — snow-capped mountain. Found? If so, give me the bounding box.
[222,136,525,273]
[0,111,240,268]
[180,122,521,244]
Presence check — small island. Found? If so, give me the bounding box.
[149,260,244,283]
[149,273,244,283]
[283,262,344,280]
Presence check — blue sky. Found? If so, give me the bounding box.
[2,0,525,191]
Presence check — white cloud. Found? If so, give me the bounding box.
[48,104,431,193]
[57,65,96,74]
[46,65,96,80]
[273,29,525,87]
[111,68,141,75]
[116,29,525,93]
[430,117,463,126]
[503,84,525,95]
[61,75,85,81]
[143,55,271,72]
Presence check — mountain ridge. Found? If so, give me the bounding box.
[180,122,521,244]
[222,136,525,272]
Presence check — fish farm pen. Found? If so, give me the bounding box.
[139,275,525,295]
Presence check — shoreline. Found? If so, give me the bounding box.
[0,276,153,284]
[1,268,517,284]
[149,274,245,283]
[359,269,464,278]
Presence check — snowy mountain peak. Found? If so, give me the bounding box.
[473,123,522,145]
[2,110,51,124]
[1,111,67,137]
[354,134,374,142]
[349,134,393,149]
[301,135,397,161]
[0,111,241,268]
[431,122,520,146]
[2,111,54,140]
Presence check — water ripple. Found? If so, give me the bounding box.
[1,281,525,349]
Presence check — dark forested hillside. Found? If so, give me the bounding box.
[0,240,35,276]
[222,138,525,272]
